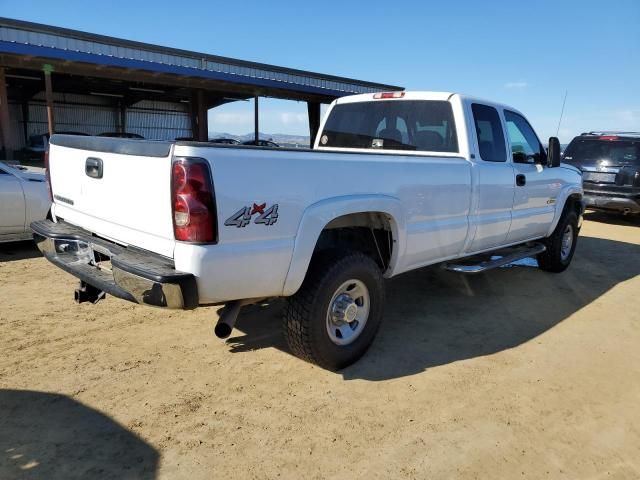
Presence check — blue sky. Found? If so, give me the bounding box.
[2,0,638,142]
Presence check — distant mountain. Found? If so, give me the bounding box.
[209,131,311,146]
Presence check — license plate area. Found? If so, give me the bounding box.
[52,238,115,273]
[583,171,616,183]
[90,243,113,272]
[93,252,113,273]
[52,238,94,265]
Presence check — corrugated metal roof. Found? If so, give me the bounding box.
[0,17,402,98]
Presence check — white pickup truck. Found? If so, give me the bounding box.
[32,91,584,370]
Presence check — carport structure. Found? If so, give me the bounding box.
[0,17,401,158]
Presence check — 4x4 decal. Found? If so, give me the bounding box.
[224,203,279,228]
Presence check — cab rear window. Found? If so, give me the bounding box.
[319,100,458,153]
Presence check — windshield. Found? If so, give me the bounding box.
[564,139,640,165]
[319,100,458,153]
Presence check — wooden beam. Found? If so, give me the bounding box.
[118,100,126,133]
[0,68,18,159]
[43,65,55,136]
[21,101,29,144]
[195,89,207,141]
[188,93,197,140]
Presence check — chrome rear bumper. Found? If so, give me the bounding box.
[31,220,198,309]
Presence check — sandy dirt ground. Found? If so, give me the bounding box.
[1,212,639,479]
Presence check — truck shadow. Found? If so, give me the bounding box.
[229,236,640,381]
[0,241,42,262]
[0,389,158,480]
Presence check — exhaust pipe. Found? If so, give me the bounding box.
[214,298,267,339]
[214,301,244,339]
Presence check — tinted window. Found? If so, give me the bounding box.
[564,138,640,165]
[504,110,543,163]
[471,104,506,162]
[320,100,458,153]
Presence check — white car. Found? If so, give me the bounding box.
[0,162,50,243]
[33,91,584,370]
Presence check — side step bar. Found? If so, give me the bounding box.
[444,243,546,274]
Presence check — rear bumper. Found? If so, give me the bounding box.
[583,188,640,214]
[31,220,198,309]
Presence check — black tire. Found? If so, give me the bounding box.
[537,209,579,272]
[283,250,385,371]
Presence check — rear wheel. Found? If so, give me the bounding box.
[283,251,385,371]
[537,209,579,272]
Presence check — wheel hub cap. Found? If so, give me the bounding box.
[331,294,358,325]
[326,279,370,346]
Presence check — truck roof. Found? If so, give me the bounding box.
[333,90,522,115]
[334,91,455,104]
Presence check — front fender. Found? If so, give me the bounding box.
[546,184,584,236]
[281,194,406,296]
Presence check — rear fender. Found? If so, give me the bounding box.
[282,195,405,296]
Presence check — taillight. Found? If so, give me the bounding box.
[373,91,405,99]
[44,150,53,201]
[599,135,619,141]
[171,158,216,242]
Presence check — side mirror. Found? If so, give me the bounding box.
[547,137,561,168]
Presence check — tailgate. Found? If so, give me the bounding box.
[48,135,176,258]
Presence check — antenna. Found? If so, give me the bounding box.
[556,90,568,137]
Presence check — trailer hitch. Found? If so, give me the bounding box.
[74,281,106,304]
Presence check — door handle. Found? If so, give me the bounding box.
[516,174,526,186]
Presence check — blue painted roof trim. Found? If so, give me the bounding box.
[0,40,361,98]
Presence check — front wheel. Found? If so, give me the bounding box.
[283,251,385,371]
[537,209,579,272]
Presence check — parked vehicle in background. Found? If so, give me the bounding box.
[98,132,144,139]
[210,138,240,145]
[242,139,279,147]
[0,161,50,243]
[32,91,583,370]
[22,131,89,163]
[563,132,640,215]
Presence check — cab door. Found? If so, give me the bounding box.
[0,166,26,234]
[466,103,515,252]
[503,110,559,243]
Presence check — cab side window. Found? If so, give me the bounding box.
[504,110,544,163]
[471,103,506,162]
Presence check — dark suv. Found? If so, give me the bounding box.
[563,132,640,215]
